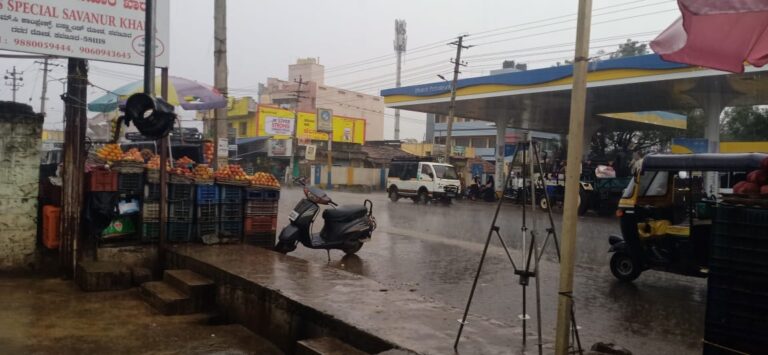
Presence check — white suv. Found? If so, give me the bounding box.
[387,160,460,204]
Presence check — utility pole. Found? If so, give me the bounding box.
[555,0,592,353]
[393,19,407,141]
[60,58,88,278]
[213,0,229,168]
[36,58,62,117]
[288,75,307,183]
[443,35,470,162]
[4,66,23,102]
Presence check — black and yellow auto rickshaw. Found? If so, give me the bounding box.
[607,153,768,281]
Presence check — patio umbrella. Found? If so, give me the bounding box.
[88,76,227,112]
[650,0,768,73]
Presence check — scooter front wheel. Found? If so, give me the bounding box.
[342,241,363,255]
[274,241,296,254]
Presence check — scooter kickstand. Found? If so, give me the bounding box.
[326,250,331,262]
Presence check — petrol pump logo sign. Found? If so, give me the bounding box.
[317,108,333,133]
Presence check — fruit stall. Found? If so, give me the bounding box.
[41,141,283,250]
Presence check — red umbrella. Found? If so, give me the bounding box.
[650,0,768,73]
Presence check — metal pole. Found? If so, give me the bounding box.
[327,137,333,189]
[159,68,169,260]
[143,0,155,95]
[214,0,228,168]
[555,0,592,353]
[289,76,304,183]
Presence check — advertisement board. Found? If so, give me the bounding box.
[267,139,292,157]
[317,108,333,132]
[257,106,365,144]
[305,144,317,160]
[0,0,170,67]
[264,115,295,136]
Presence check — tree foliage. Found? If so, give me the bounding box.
[722,106,768,141]
[610,39,649,59]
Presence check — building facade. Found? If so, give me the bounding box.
[426,113,561,161]
[259,58,385,141]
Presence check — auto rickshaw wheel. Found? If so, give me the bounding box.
[389,187,399,202]
[610,253,641,282]
[539,197,549,210]
[577,190,589,216]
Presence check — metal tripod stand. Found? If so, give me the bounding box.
[454,139,583,355]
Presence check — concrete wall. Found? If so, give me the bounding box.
[0,103,44,271]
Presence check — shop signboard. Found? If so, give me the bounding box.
[264,115,294,136]
[0,0,170,67]
[267,139,292,157]
[317,108,333,132]
[671,138,709,154]
[257,105,365,144]
[217,138,228,158]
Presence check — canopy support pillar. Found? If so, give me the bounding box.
[582,109,598,160]
[703,83,724,197]
[495,117,510,195]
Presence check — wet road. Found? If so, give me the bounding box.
[277,188,706,354]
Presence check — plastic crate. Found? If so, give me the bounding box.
[196,185,219,204]
[245,216,277,235]
[169,183,195,201]
[245,200,279,216]
[219,203,244,222]
[118,173,144,196]
[244,232,276,248]
[143,202,160,221]
[168,200,194,223]
[194,222,218,241]
[167,222,192,243]
[144,183,161,201]
[196,202,218,223]
[88,170,118,192]
[219,221,243,238]
[142,222,160,243]
[219,185,244,204]
[245,188,280,201]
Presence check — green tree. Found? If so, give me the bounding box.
[721,106,768,141]
[610,39,649,59]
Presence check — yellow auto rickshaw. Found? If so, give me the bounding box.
[607,153,768,281]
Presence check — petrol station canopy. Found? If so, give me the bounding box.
[380,54,768,133]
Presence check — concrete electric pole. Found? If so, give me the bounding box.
[287,76,307,183]
[443,35,470,162]
[555,0,593,353]
[4,66,23,102]
[213,0,229,168]
[393,19,407,141]
[35,58,61,117]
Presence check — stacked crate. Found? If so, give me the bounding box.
[195,184,219,241]
[142,183,160,242]
[219,185,244,239]
[704,204,768,354]
[168,184,194,242]
[244,188,280,247]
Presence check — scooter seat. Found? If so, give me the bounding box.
[323,205,367,222]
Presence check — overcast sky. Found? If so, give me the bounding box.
[0,0,680,140]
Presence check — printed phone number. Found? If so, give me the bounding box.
[13,39,72,52]
[80,47,132,59]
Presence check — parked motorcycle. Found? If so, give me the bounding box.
[274,178,376,256]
